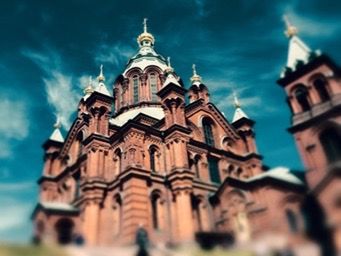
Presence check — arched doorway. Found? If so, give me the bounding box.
[55,218,74,245]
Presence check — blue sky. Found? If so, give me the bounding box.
[0,0,340,243]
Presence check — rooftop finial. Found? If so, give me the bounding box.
[192,64,197,76]
[84,75,94,95]
[137,18,155,46]
[98,64,105,82]
[49,115,64,142]
[190,64,202,84]
[232,91,250,122]
[233,91,241,108]
[165,56,174,73]
[53,115,62,129]
[143,18,148,33]
[283,15,298,38]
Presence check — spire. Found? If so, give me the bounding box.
[233,92,241,108]
[190,64,202,85]
[282,15,311,72]
[143,17,148,33]
[97,64,105,82]
[53,116,62,129]
[232,92,249,123]
[49,116,64,143]
[283,15,298,38]
[163,58,181,87]
[137,18,155,47]
[165,56,174,73]
[95,65,111,96]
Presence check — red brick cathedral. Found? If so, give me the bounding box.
[32,19,341,251]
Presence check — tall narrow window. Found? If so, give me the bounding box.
[150,73,158,101]
[319,127,341,163]
[314,77,330,102]
[149,146,157,172]
[294,86,310,112]
[151,193,160,230]
[191,196,202,232]
[202,118,215,146]
[194,155,201,178]
[114,149,122,175]
[74,175,81,199]
[133,75,139,104]
[113,195,122,236]
[120,87,124,106]
[208,157,221,183]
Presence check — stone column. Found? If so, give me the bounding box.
[289,96,300,114]
[308,85,320,105]
[83,200,101,246]
[174,190,194,242]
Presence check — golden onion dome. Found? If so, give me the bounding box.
[190,64,202,84]
[137,18,155,46]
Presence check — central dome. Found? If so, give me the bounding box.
[123,43,168,76]
[122,18,168,76]
[112,19,181,122]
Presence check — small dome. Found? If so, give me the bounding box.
[137,31,155,46]
[190,64,202,86]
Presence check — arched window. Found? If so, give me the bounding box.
[151,193,161,230]
[113,194,122,236]
[149,73,158,101]
[120,87,124,105]
[319,127,341,163]
[208,157,221,183]
[114,148,122,175]
[133,75,139,104]
[194,155,201,178]
[222,137,233,150]
[313,77,330,102]
[228,165,235,176]
[191,196,203,231]
[286,209,298,233]
[73,171,81,199]
[236,167,243,178]
[202,118,215,146]
[149,146,158,172]
[294,85,310,112]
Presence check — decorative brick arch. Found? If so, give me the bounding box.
[150,189,165,230]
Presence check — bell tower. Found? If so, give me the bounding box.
[277,16,341,187]
[277,16,341,251]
